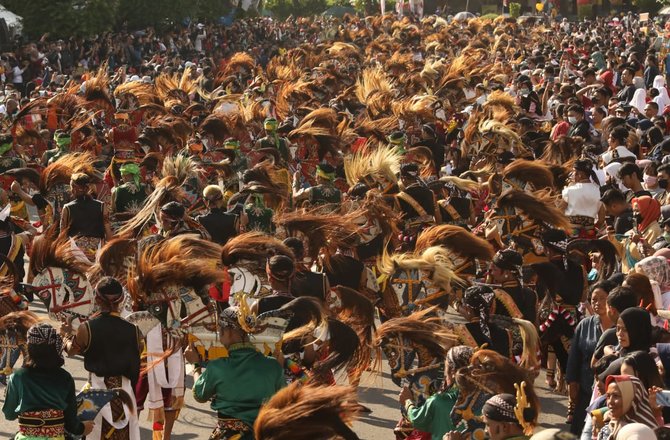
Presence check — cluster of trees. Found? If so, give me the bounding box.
[4,0,247,39]
[5,0,378,39]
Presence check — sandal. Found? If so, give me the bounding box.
[546,368,557,389]
[565,401,575,424]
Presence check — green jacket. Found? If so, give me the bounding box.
[192,343,285,429]
[407,385,459,440]
[3,367,85,436]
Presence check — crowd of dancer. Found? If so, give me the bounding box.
[2,8,670,440]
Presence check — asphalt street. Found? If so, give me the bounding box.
[0,302,569,439]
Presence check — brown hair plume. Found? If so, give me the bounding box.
[273,208,360,260]
[39,152,97,193]
[495,189,571,231]
[501,159,554,192]
[117,175,186,238]
[128,234,223,303]
[330,285,376,380]
[373,308,457,365]
[288,108,342,160]
[88,238,137,284]
[29,228,92,276]
[221,232,294,266]
[456,349,539,427]
[254,382,363,440]
[415,224,494,260]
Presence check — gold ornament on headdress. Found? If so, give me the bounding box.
[514,381,533,435]
[234,292,256,334]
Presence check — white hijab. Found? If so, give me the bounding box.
[630,88,647,114]
[653,75,670,113]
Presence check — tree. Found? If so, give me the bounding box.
[5,0,119,38]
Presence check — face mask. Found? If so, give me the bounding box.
[644,174,658,186]
[519,88,530,97]
[664,231,670,242]
[659,178,668,189]
[464,88,476,100]
[634,213,643,224]
[435,109,446,121]
[568,116,577,124]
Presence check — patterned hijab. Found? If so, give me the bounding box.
[635,256,670,292]
[27,323,64,362]
[604,375,659,439]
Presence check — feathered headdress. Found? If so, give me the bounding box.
[495,189,571,231]
[415,224,494,260]
[344,144,402,187]
[254,382,364,440]
[378,245,463,294]
[127,234,223,303]
[221,232,294,267]
[29,228,91,277]
[273,208,360,260]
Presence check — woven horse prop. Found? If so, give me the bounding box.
[29,232,94,330]
[128,234,224,357]
[415,225,495,302]
[452,349,539,438]
[482,190,571,265]
[376,246,461,320]
[221,232,294,305]
[373,309,457,439]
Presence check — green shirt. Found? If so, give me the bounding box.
[192,343,285,428]
[407,386,459,440]
[2,367,85,436]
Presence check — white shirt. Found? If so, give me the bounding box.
[562,182,601,219]
[11,66,22,84]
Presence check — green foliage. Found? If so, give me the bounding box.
[576,3,592,17]
[509,2,521,17]
[265,0,328,18]
[5,0,119,38]
[636,0,660,13]
[116,0,199,30]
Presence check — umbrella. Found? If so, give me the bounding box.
[454,11,476,21]
[322,5,356,17]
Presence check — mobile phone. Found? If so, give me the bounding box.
[656,390,670,406]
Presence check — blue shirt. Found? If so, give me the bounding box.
[567,315,603,393]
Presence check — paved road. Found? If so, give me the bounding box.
[0,301,569,439]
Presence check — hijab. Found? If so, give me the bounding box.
[616,423,656,440]
[632,196,661,233]
[604,375,659,439]
[618,307,653,355]
[636,256,670,292]
[630,88,647,115]
[653,75,670,113]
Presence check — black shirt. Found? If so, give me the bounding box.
[196,208,238,245]
[567,120,591,141]
[63,196,105,238]
[83,313,142,386]
[617,84,636,105]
